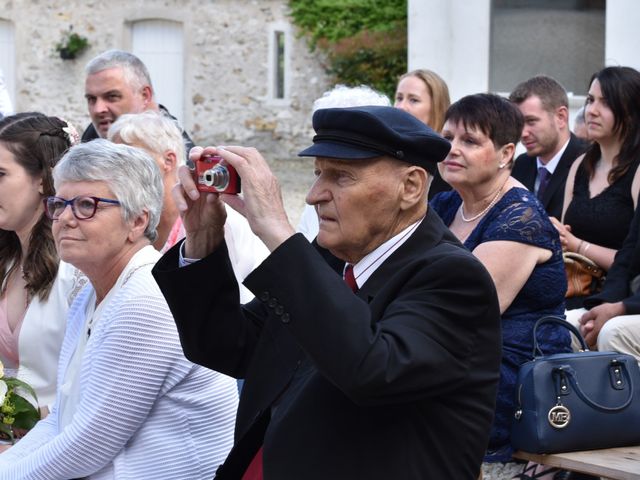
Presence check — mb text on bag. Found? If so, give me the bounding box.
[511,316,640,454]
[563,251,605,298]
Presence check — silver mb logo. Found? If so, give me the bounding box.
[548,405,571,429]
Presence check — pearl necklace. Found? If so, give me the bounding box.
[459,182,506,223]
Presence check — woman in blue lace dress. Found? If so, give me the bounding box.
[430,94,571,470]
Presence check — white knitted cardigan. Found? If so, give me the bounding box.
[0,246,238,479]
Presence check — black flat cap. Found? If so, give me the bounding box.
[298,105,451,174]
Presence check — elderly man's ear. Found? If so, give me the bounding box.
[399,166,429,210]
[162,150,178,174]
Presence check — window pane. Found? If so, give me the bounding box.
[490,0,605,95]
[275,30,285,99]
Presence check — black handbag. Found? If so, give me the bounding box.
[511,316,640,454]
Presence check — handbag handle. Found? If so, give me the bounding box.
[532,316,589,358]
[553,361,634,412]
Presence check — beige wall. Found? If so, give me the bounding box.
[0,0,331,159]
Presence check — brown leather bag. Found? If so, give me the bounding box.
[563,252,605,298]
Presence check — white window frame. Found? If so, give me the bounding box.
[0,18,15,113]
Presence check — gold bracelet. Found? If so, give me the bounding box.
[583,242,591,255]
[577,239,584,254]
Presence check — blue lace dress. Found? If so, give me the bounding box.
[431,187,571,462]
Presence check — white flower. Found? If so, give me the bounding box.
[60,119,80,146]
[0,359,4,378]
[0,380,7,405]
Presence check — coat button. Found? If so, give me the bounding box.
[260,292,269,302]
[275,305,284,315]
[281,313,290,323]
[268,298,278,308]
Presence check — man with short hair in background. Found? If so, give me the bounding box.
[82,49,194,153]
[509,75,587,219]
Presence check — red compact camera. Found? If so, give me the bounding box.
[192,155,241,194]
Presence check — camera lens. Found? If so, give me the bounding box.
[203,165,230,191]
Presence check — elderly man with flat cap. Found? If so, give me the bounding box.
[153,106,502,479]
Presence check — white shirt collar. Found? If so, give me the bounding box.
[345,217,424,289]
[536,137,570,175]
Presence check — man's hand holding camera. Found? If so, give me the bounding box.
[174,145,295,259]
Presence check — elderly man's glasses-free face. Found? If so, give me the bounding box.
[44,195,121,220]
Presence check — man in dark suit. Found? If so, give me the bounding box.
[509,75,587,219]
[153,106,502,479]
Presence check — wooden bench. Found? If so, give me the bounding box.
[513,446,640,480]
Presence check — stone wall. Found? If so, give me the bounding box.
[0,0,332,159]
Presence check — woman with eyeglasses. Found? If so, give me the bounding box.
[0,113,86,432]
[0,140,238,479]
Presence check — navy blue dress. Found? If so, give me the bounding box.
[431,187,571,462]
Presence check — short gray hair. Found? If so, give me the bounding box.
[313,84,390,112]
[53,139,163,242]
[107,111,186,165]
[85,49,153,94]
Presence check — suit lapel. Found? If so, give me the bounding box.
[541,135,586,207]
[518,156,538,191]
[357,209,454,303]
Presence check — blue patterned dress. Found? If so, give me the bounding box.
[431,187,571,462]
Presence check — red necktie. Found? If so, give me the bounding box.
[242,446,263,480]
[344,264,358,293]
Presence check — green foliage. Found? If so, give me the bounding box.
[55,26,90,60]
[288,0,407,98]
[0,369,40,442]
[327,26,406,98]
[11,394,40,430]
[289,0,407,49]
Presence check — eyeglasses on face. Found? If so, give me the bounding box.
[43,195,121,220]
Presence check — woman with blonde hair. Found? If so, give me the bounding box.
[395,69,450,131]
[395,69,451,198]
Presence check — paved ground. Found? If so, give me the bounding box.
[269,156,315,229]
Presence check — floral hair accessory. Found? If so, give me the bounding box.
[0,360,40,443]
[60,118,80,146]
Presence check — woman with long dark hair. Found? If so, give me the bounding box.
[0,113,85,418]
[554,67,640,291]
